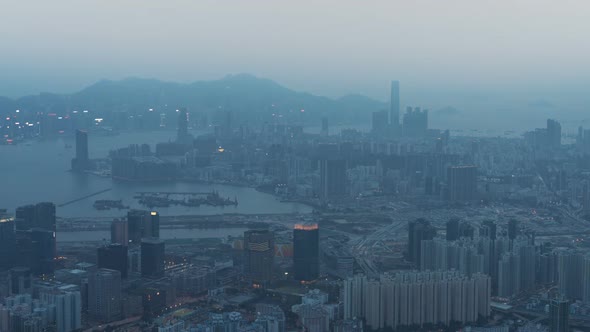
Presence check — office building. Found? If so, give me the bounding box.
[293,223,320,282]
[127,210,160,244]
[149,211,160,238]
[243,230,275,285]
[16,202,56,232]
[35,202,57,231]
[15,204,35,231]
[319,159,347,200]
[549,298,570,332]
[97,243,128,279]
[88,268,122,323]
[141,238,165,278]
[110,219,128,246]
[72,129,89,171]
[30,228,57,275]
[407,219,436,266]
[447,166,478,202]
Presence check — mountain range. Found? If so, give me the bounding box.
[0,74,386,124]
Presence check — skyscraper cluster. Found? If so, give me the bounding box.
[402,107,428,138]
[343,270,491,330]
[419,219,544,298]
[126,209,160,244]
[8,203,58,275]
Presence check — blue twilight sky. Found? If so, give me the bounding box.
[1,0,589,128]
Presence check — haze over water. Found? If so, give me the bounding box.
[0,130,311,217]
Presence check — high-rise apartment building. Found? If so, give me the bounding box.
[343,271,490,330]
[407,219,437,266]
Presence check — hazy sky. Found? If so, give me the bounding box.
[1,0,589,124]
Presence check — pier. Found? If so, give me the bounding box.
[58,188,112,207]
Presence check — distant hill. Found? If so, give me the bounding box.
[0,74,386,124]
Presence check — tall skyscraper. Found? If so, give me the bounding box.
[110,219,128,246]
[97,243,128,279]
[407,219,437,266]
[72,129,90,171]
[148,211,160,238]
[447,165,478,202]
[88,268,122,323]
[30,228,57,275]
[141,238,165,278]
[15,204,36,231]
[243,229,275,285]
[15,202,57,233]
[319,159,347,200]
[293,223,320,282]
[16,202,56,233]
[549,298,570,332]
[390,80,400,128]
